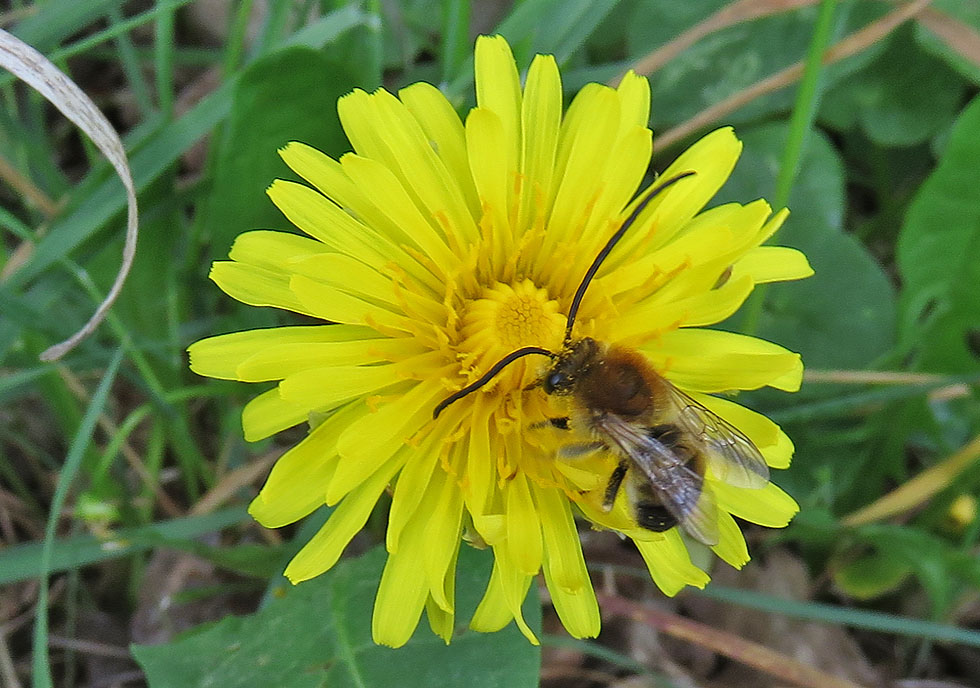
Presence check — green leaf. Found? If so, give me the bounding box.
[716,121,897,503]
[200,46,358,262]
[0,507,248,585]
[320,0,382,86]
[820,26,968,147]
[832,548,913,601]
[132,546,542,688]
[718,121,896,370]
[697,578,980,647]
[854,524,980,614]
[627,0,887,131]
[896,93,980,372]
[34,347,125,687]
[915,0,980,85]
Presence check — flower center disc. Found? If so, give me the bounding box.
[457,279,564,392]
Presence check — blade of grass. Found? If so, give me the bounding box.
[765,373,980,424]
[803,369,955,384]
[0,0,199,91]
[0,152,58,217]
[1,78,230,291]
[541,635,662,679]
[0,365,57,401]
[139,419,168,522]
[154,0,177,116]
[774,0,842,208]
[1,4,366,293]
[252,0,296,57]
[221,0,256,75]
[0,27,140,360]
[107,4,154,116]
[1,507,248,586]
[695,583,980,648]
[440,0,471,86]
[31,346,124,688]
[447,0,620,97]
[918,7,980,73]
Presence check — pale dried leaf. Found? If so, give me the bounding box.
[0,28,139,361]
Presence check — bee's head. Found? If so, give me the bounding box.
[543,338,599,395]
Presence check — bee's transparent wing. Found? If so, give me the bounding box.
[637,466,720,546]
[664,385,770,489]
[602,416,721,546]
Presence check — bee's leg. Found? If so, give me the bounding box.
[557,441,606,458]
[602,460,629,512]
[529,416,571,430]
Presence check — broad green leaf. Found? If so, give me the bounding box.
[854,524,980,615]
[718,121,896,370]
[831,548,913,600]
[322,0,382,87]
[716,122,896,504]
[132,546,542,688]
[896,93,980,372]
[200,46,357,261]
[915,0,980,85]
[627,0,887,131]
[820,26,968,147]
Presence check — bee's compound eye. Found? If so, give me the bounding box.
[544,372,564,394]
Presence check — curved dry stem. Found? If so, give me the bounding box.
[615,0,818,83]
[654,0,934,150]
[598,592,868,688]
[0,152,58,217]
[918,6,980,70]
[0,28,139,362]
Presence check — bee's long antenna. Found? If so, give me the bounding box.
[433,346,555,419]
[564,171,696,344]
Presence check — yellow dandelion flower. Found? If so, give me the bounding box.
[189,35,812,648]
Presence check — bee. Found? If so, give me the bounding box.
[433,171,769,546]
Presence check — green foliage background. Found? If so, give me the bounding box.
[2,0,980,686]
